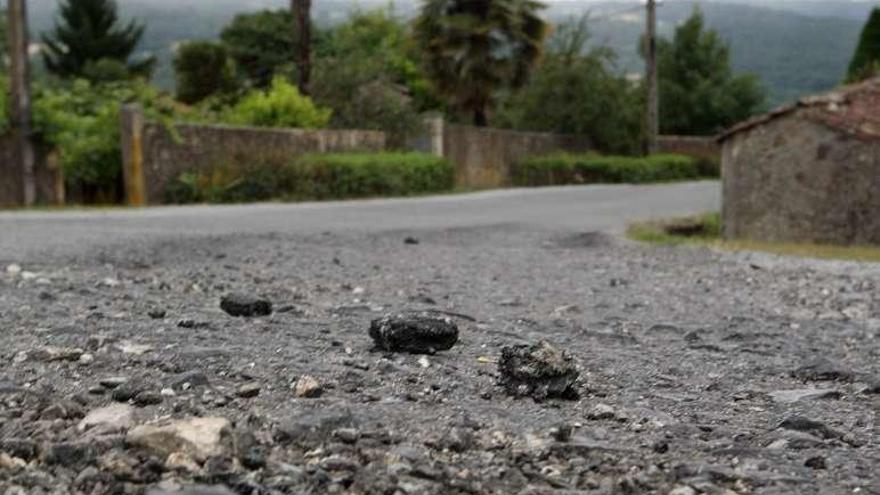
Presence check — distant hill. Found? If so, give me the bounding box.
[26,0,867,106]
[579,1,864,106]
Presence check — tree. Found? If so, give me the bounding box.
[41,0,155,80]
[495,16,642,154]
[652,8,764,135]
[847,7,880,83]
[414,0,547,126]
[291,0,312,94]
[220,10,299,88]
[174,41,237,104]
[311,9,433,145]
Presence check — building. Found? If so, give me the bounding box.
[718,78,880,245]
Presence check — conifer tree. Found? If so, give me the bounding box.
[847,7,880,83]
[42,0,154,80]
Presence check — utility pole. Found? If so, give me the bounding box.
[292,0,311,95]
[8,0,35,206]
[643,0,659,155]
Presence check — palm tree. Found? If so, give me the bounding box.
[415,0,546,126]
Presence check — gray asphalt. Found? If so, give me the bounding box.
[0,181,719,261]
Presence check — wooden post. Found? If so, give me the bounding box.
[292,0,312,95]
[8,0,35,206]
[643,0,659,155]
[120,104,147,206]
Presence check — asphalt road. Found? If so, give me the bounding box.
[0,181,718,261]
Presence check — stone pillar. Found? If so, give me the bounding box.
[120,104,147,206]
[425,114,445,158]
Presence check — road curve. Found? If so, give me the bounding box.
[0,181,718,261]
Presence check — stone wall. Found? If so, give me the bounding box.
[722,113,880,245]
[122,107,386,205]
[0,136,63,207]
[441,124,592,189]
[657,135,720,162]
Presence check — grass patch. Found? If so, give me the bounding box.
[164,152,455,204]
[628,212,880,263]
[512,152,715,187]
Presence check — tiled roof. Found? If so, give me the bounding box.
[717,77,880,142]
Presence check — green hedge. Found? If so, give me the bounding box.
[512,153,711,187]
[165,152,455,204]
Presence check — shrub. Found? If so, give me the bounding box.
[32,79,183,202]
[219,77,331,129]
[164,152,454,204]
[512,153,706,186]
[283,152,454,200]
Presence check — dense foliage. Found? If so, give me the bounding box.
[173,41,238,104]
[42,0,155,81]
[219,9,301,88]
[165,152,454,203]
[512,153,709,187]
[415,0,547,125]
[217,77,331,129]
[311,10,432,146]
[495,16,643,154]
[847,7,880,83]
[32,80,181,201]
[654,9,765,135]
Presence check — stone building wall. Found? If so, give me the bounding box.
[722,113,880,245]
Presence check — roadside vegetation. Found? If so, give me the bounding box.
[512,153,717,187]
[629,213,880,262]
[0,0,769,205]
[163,152,454,204]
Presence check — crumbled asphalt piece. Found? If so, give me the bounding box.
[498,341,580,400]
[369,312,459,353]
[220,293,272,317]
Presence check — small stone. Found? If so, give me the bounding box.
[170,371,210,391]
[768,388,841,404]
[550,423,573,442]
[127,417,232,461]
[333,428,361,444]
[148,309,167,319]
[220,293,272,317]
[100,277,121,287]
[588,403,617,420]
[32,346,84,362]
[100,376,129,389]
[0,452,26,470]
[369,312,459,354]
[778,415,844,440]
[146,485,236,495]
[404,237,420,245]
[6,263,22,277]
[118,342,154,355]
[134,391,163,407]
[236,383,261,398]
[320,455,359,471]
[165,451,201,472]
[498,341,579,400]
[791,357,854,382]
[293,375,323,398]
[668,486,697,495]
[805,456,827,470]
[78,353,94,365]
[78,404,134,433]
